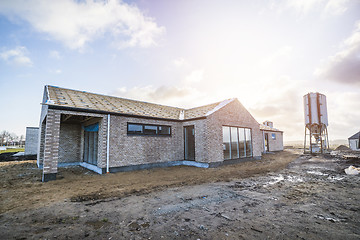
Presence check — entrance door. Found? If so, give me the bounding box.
[83,123,99,165]
[184,126,195,160]
[264,133,269,152]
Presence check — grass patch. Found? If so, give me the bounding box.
[0,148,25,154]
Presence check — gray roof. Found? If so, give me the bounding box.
[349,131,360,140]
[44,85,235,120]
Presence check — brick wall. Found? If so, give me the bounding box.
[42,109,61,175]
[182,119,207,162]
[58,123,81,163]
[108,116,183,167]
[205,100,263,163]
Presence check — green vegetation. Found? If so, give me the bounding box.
[0,148,25,154]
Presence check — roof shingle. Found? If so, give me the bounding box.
[46,86,233,120]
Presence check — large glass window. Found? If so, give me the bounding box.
[222,126,252,159]
[222,126,231,160]
[238,128,246,158]
[231,127,239,159]
[245,128,252,157]
[127,123,171,136]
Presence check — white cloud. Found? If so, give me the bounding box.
[184,69,204,84]
[173,58,185,67]
[111,68,209,108]
[324,0,349,15]
[0,0,165,50]
[50,69,62,74]
[275,0,349,16]
[286,0,325,15]
[315,21,360,85]
[112,85,203,108]
[0,46,32,66]
[49,50,61,59]
[261,45,293,66]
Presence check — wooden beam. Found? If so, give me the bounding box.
[81,116,94,123]
[62,114,72,122]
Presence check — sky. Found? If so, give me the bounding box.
[0,0,359,142]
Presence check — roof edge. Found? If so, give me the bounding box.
[205,98,236,116]
[45,104,207,122]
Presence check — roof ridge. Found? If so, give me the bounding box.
[205,98,236,116]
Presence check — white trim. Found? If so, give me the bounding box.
[181,161,209,168]
[106,114,110,173]
[80,162,103,174]
[205,98,235,116]
[179,110,185,120]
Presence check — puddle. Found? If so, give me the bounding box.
[327,176,344,181]
[287,175,304,183]
[267,175,285,185]
[264,174,304,186]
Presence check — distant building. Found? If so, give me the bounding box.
[348,131,360,151]
[25,127,39,155]
[260,121,283,152]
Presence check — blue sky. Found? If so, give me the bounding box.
[0,0,359,141]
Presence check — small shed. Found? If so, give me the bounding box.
[25,127,39,155]
[260,121,283,152]
[348,131,360,151]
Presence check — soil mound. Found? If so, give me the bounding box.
[335,145,350,151]
[0,152,37,162]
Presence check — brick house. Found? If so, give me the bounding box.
[38,85,268,182]
[260,121,284,152]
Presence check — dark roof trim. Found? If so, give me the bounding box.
[47,104,206,122]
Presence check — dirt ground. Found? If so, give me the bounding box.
[1,150,359,239]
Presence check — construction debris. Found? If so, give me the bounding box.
[344,166,360,175]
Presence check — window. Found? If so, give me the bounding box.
[144,125,158,135]
[271,133,276,140]
[245,128,252,157]
[222,126,231,160]
[127,123,171,136]
[128,124,143,134]
[159,126,171,135]
[222,126,252,159]
[231,127,239,159]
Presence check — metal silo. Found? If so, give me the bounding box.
[303,92,329,153]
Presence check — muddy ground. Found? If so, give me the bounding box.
[1,150,359,239]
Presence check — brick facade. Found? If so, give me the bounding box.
[42,109,61,181]
[59,123,81,163]
[109,116,183,167]
[205,100,263,163]
[38,96,278,181]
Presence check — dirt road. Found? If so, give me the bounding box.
[1,150,359,239]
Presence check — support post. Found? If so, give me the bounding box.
[42,110,61,182]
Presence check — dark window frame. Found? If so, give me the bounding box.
[222,125,253,160]
[271,133,276,140]
[127,123,172,137]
